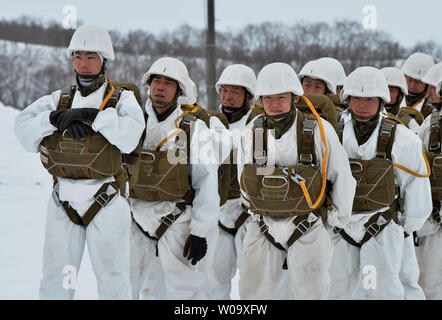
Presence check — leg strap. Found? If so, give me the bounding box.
[218,206,250,237]
[258,218,288,269]
[286,213,319,248]
[334,207,399,247]
[58,181,120,227]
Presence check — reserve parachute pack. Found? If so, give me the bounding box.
[129,103,233,206]
[240,110,328,219]
[349,117,400,212]
[40,79,142,181]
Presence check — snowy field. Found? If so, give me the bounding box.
[0,102,239,299]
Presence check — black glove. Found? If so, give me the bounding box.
[66,120,90,139]
[183,234,207,265]
[56,108,99,131]
[49,110,68,130]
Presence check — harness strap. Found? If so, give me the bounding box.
[253,117,266,165]
[218,221,237,236]
[299,114,316,165]
[235,207,250,230]
[376,119,395,159]
[218,206,250,237]
[429,110,441,153]
[258,218,288,269]
[333,227,361,248]
[131,202,186,256]
[131,213,160,256]
[286,213,320,248]
[58,180,120,227]
[430,200,442,225]
[359,207,399,246]
[155,202,187,239]
[334,204,399,248]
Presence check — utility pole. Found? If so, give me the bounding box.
[206,0,217,110]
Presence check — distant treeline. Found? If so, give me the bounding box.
[0,16,441,109]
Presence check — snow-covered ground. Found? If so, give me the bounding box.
[0,102,239,299]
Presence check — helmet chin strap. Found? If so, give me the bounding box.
[75,58,107,81]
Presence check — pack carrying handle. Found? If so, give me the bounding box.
[299,95,328,210]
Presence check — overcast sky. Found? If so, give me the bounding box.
[1,0,441,48]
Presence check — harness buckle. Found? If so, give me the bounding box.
[182,114,195,126]
[94,184,117,207]
[332,226,342,234]
[160,214,177,227]
[259,221,269,235]
[365,223,381,238]
[302,119,316,133]
[294,219,312,235]
[429,142,441,152]
[95,193,110,207]
[254,151,267,165]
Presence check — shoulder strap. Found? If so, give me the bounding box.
[103,82,123,110]
[246,104,264,125]
[252,115,267,165]
[57,85,76,110]
[429,109,441,153]
[298,111,317,165]
[376,118,397,160]
[207,110,229,129]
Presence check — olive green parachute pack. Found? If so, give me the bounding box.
[39,80,145,226]
[349,117,401,212]
[240,111,328,219]
[128,102,233,207]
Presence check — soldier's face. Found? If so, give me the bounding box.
[220,85,247,111]
[150,75,178,104]
[428,86,442,104]
[349,96,380,121]
[405,76,427,94]
[73,51,102,79]
[388,86,400,104]
[302,77,327,95]
[262,92,293,121]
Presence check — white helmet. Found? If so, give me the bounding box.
[178,77,198,105]
[340,66,390,104]
[401,52,435,81]
[141,57,191,98]
[299,59,337,94]
[380,67,408,96]
[255,62,304,98]
[317,57,346,87]
[215,64,256,96]
[421,62,442,97]
[66,25,115,60]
